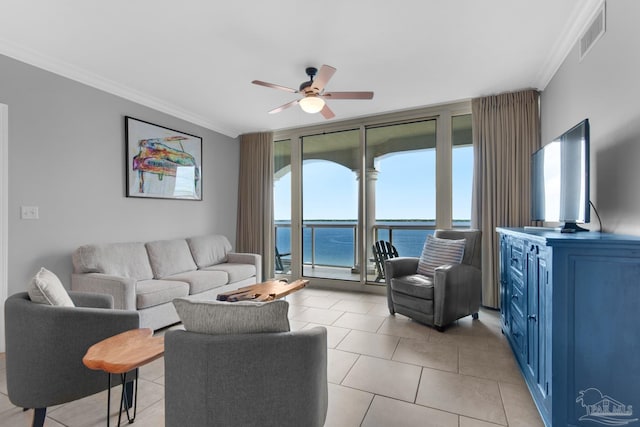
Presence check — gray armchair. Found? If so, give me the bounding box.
[165,327,328,427]
[385,229,482,332]
[4,291,140,427]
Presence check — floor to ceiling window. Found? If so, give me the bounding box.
[301,129,360,281]
[274,139,292,274]
[273,102,472,287]
[365,119,437,282]
[452,114,473,227]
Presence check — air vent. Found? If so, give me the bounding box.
[579,2,606,61]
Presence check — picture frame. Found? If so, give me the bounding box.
[125,116,202,200]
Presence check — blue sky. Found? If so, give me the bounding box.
[274,147,473,221]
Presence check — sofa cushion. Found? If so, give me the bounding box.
[27,267,75,307]
[146,239,197,279]
[72,242,153,280]
[186,234,232,268]
[136,279,190,309]
[202,263,256,283]
[162,270,229,295]
[391,274,434,300]
[416,235,465,278]
[173,298,290,335]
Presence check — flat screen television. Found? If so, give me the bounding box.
[531,119,590,232]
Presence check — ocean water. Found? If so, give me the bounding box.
[275,221,470,267]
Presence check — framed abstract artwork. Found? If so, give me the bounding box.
[125,116,202,200]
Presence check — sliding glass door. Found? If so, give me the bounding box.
[301,129,360,281]
[365,120,437,282]
[274,139,292,274]
[273,103,473,286]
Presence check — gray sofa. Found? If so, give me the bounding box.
[164,327,328,427]
[71,234,261,330]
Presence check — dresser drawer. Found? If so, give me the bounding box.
[510,283,526,319]
[509,312,527,363]
[510,268,525,293]
[508,239,525,276]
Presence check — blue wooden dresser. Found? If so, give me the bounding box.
[497,227,640,427]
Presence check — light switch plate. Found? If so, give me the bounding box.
[21,206,39,219]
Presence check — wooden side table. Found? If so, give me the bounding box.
[83,328,164,427]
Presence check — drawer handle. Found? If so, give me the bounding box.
[511,258,519,265]
[513,331,521,337]
[528,314,537,321]
[511,294,519,300]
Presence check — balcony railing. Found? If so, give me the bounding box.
[275,221,472,270]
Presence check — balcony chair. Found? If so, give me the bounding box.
[372,240,399,281]
[4,291,140,427]
[275,246,291,273]
[384,229,482,332]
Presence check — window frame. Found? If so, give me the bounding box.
[273,101,472,289]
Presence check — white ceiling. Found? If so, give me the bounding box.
[0,0,603,138]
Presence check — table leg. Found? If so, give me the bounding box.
[107,374,111,427]
[133,369,139,419]
[117,370,138,426]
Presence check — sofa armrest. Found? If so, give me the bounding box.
[69,291,114,309]
[433,263,482,327]
[165,327,327,427]
[71,273,137,310]
[227,252,262,282]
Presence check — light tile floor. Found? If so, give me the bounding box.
[0,287,544,426]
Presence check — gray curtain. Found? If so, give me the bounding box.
[471,90,540,308]
[236,132,274,280]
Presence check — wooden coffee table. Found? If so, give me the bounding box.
[83,329,164,427]
[217,279,308,302]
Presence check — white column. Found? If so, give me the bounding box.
[364,168,378,274]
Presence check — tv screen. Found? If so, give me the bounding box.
[531,119,590,231]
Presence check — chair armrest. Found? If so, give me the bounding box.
[5,294,140,408]
[384,257,419,279]
[165,327,327,427]
[433,263,482,327]
[384,257,420,313]
[69,291,114,309]
[71,273,137,310]
[227,252,262,282]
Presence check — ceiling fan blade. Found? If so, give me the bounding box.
[311,65,336,92]
[252,80,297,93]
[323,91,374,100]
[320,104,335,120]
[268,99,299,114]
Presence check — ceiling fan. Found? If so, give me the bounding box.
[252,65,374,119]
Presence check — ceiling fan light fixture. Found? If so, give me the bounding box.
[299,95,325,114]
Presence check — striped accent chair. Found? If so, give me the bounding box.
[384,229,482,332]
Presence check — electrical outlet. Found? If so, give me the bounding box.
[21,206,39,220]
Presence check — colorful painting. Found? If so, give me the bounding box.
[126,117,202,200]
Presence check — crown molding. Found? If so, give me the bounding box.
[0,38,240,138]
[535,0,605,90]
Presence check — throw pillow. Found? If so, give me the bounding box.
[416,235,466,278]
[173,298,290,335]
[27,267,75,307]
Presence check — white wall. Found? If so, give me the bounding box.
[0,54,240,295]
[541,0,640,234]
